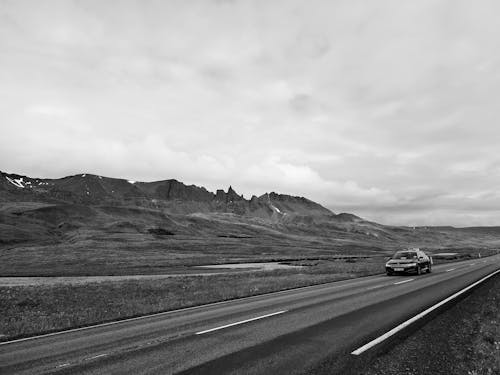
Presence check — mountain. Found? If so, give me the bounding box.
[1,170,500,276]
[0,170,387,246]
[0,170,337,219]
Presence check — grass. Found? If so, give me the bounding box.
[0,258,384,340]
[0,235,379,276]
[467,277,500,375]
[1,235,496,277]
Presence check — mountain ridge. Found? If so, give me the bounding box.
[0,170,338,219]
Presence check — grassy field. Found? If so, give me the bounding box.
[1,234,496,277]
[0,258,383,340]
[0,233,385,276]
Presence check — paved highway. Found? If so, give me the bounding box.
[1,255,499,375]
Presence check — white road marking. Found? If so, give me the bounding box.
[446,268,456,272]
[366,284,386,290]
[351,268,500,355]
[470,263,476,266]
[394,279,414,285]
[56,363,70,368]
[196,310,287,335]
[85,353,107,360]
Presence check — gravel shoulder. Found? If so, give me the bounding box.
[361,273,500,375]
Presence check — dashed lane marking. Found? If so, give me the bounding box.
[394,279,414,285]
[446,268,456,272]
[366,284,386,290]
[196,311,287,335]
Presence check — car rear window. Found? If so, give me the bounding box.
[392,252,417,259]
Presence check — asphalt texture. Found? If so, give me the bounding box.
[1,255,499,375]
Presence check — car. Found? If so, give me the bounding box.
[385,248,432,276]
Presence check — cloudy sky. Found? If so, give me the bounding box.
[1,0,500,226]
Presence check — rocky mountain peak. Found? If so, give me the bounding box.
[226,186,243,202]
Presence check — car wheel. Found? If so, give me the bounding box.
[417,265,421,275]
[387,271,393,276]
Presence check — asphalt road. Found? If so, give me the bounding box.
[1,255,499,375]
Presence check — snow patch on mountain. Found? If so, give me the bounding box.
[270,204,282,214]
[6,176,24,188]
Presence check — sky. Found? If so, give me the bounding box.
[1,0,500,226]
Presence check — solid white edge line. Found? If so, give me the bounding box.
[351,268,500,355]
[393,279,414,285]
[196,310,287,335]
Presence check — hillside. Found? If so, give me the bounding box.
[1,170,499,276]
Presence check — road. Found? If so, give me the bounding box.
[1,255,499,375]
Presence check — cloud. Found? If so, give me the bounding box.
[241,156,397,207]
[26,105,74,117]
[1,0,500,226]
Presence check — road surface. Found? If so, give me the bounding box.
[1,255,499,375]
